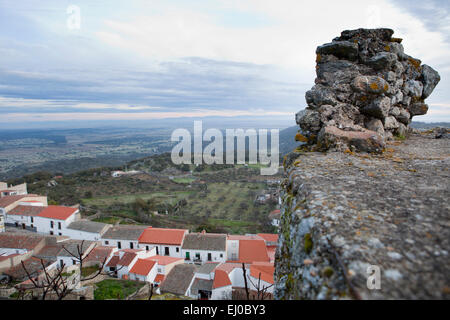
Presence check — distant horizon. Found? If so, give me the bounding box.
[1,0,449,125]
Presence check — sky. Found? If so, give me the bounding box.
[0,0,449,129]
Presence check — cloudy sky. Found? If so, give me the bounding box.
[0,0,449,128]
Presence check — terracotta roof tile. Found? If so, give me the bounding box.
[154,274,165,283]
[250,262,275,284]
[213,269,232,289]
[257,233,279,243]
[138,227,187,245]
[129,258,156,276]
[0,233,45,250]
[7,205,45,217]
[0,195,40,209]
[117,251,137,267]
[238,240,270,263]
[106,255,120,267]
[37,205,78,220]
[147,255,184,266]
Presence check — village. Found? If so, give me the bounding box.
[0,181,280,300]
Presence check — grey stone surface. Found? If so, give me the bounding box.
[296,28,441,153]
[275,132,450,300]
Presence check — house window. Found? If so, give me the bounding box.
[176,247,179,253]
[130,242,134,249]
[231,253,237,261]
[157,268,162,273]
[156,247,159,255]
[72,259,76,265]
[58,222,62,230]
[30,217,34,223]
[31,224,34,228]
[117,241,121,249]
[185,252,190,260]
[58,232,62,236]
[207,253,212,261]
[50,221,54,228]
[195,253,200,261]
[105,241,109,245]
[220,253,223,258]
[146,246,149,251]
[50,231,54,235]
[164,247,169,256]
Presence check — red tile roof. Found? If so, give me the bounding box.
[250,262,275,284]
[84,246,115,264]
[257,233,279,243]
[37,205,78,220]
[147,255,184,266]
[0,233,45,250]
[138,227,187,245]
[0,195,39,209]
[129,258,156,276]
[7,205,45,217]
[154,274,165,283]
[213,269,232,289]
[106,255,120,267]
[216,263,248,274]
[238,240,270,263]
[117,251,137,267]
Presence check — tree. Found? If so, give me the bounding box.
[17,241,121,300]
[241,263,274,300]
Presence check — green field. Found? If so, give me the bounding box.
[172,177,197,184]
[82,191,192,207]
[94,279,145,300]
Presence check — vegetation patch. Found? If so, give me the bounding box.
[94,279,145,300]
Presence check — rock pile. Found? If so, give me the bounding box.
[296,28,440,153]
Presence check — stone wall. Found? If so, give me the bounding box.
[274,131,450,299]
[296,28,440,153]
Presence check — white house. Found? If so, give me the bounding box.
[0,195,47,227]
[0,182,28,197]
[5,201,46,231]
[0,214,4,233]
[138,227,188,257]
[33,205,80,236]
[55,240,97,268]
[101,225,148,250]
[269,209,281,228]
[105,248,156,280]
[182,232,227,264]
[66,220,112,241]
[128,258,158,282]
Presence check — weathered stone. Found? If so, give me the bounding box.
[409,103,429,116]
[395,109,411,125]
[385,71,396,82]
[318,126,385,153]
[296,109,322,133]
[316,41,359,61]
[420,65,441,99]
[395,123,407,137]
[365,118,385,136]
[305,85,337,107]
[366,52,398,70]
[298,28,440,153]
[275,132,450,300]
[389,42,405,59]
[404,80,423,98]
[351,76,390,95]
[361,96,391,120]
[384,116,400,130]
